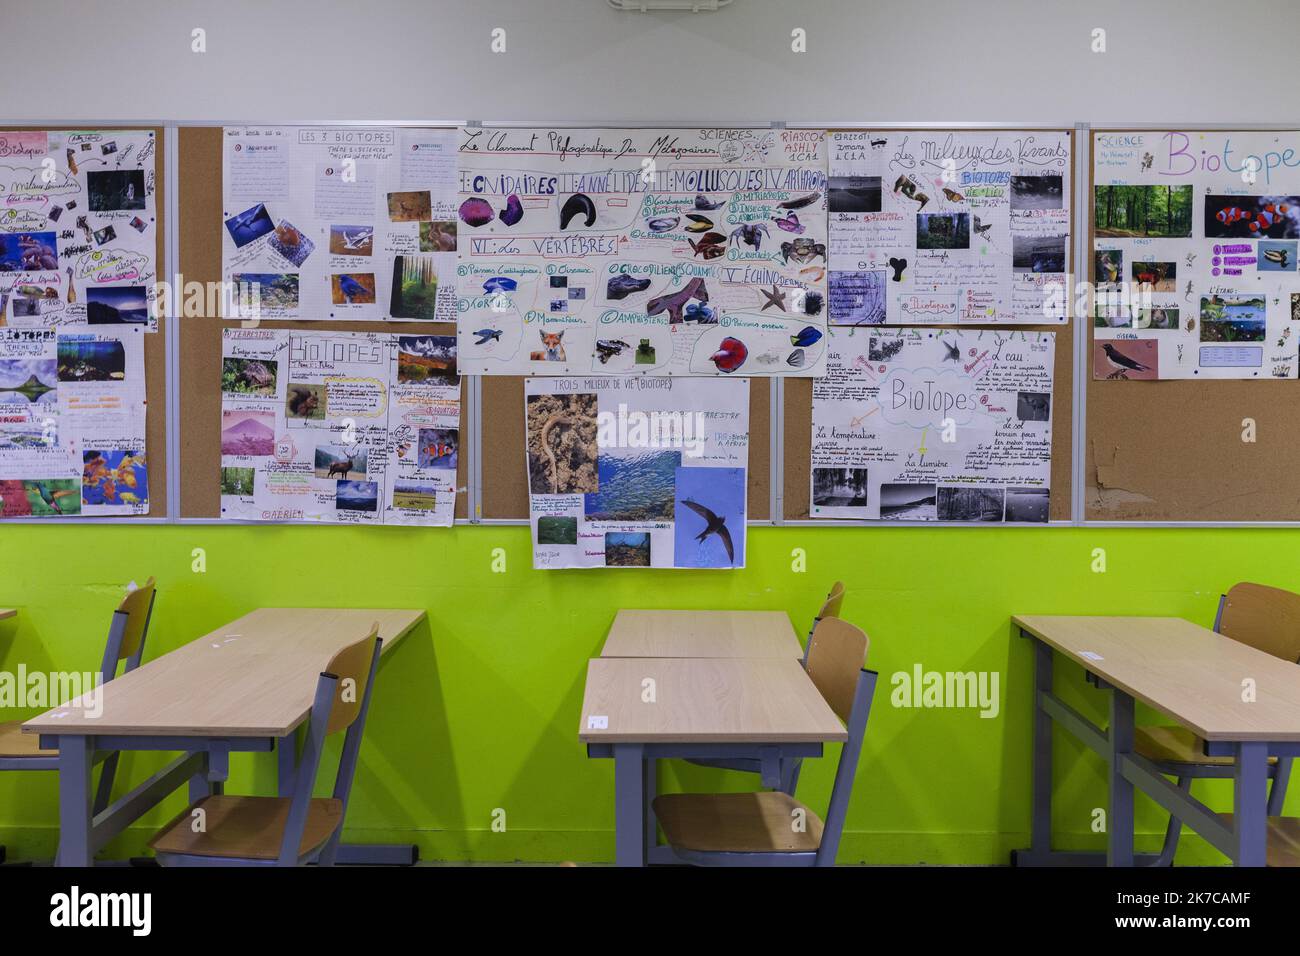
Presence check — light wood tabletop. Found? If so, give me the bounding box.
[24,607,426,738]
[601,609,804,659]
[0,609,16,620]
[1013,615,1300,742]
[579,656,846,744]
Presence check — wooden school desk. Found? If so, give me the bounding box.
[24,607,425,867]
[0,609,16,620]
[579,656,845,866]
[601,609,804,659]
[1012,615,1300,867]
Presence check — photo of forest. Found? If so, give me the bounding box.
[1094,184,1193,237]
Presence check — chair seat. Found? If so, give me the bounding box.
[1135,725,1275,768]
[1216,816,1300,867]
[149,795,343,861]
[0,720,53,758]
[653,791,824,854]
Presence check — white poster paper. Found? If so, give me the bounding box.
[457,127,828,377]
[221,127,458,321]
[1093,129,1300,379]
[0,129,158,330]
[828,130,1071,326]
[220,329,459,525]
[811,328,1053,522]
[0,326,148,516]
[524,376,749,568]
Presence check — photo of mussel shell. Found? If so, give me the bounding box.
[526,392,598,495]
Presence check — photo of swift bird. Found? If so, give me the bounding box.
[678,498,735,565]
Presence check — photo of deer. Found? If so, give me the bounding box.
[314,444,367,480]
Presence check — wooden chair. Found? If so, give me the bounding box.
[1142,583,1300,866]
[148,627,382,866]
[0,578,157,863]
[652,616,878,866]
[684,581,848,793]
[1211,816,1300,866]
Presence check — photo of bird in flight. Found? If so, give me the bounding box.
[678,498,735,565]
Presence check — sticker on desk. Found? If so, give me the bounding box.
[586,715,608,730]
[1080,651,1104,661]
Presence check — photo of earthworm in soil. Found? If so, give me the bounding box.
[526,392,598,495]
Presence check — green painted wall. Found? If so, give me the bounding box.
[0,524,1291,864]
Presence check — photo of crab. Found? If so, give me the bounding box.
[674,467,745,568]
[335,480,379,513]
[87,169,146,211]
[329,224,374,256]
[879,483,937,520]
[526,392,598,494]
[937,486,1004,522]
[57,338,125,382]
[828,175,882,213]
[1136,306,1180,330]
[331,272,375,305]
[1204,195,1300,240]
[86,286,149,325]
[93,225,117,247]
[1004,486,1050,523]
[285,383,326,420]
[397,335,458,385]
[1012,234,1066,273]
[419,221,457,252]
[391,482,439,512]
[536,515,578,545]
[584,447,681,521]
[224,203,275,248]
[314,444,366,481]
[389,255,437,320]
[220,466,255,496]
[221,409,276,456]
[1094,340,1158,380]
[812,466,869,508]
[20,478,80,517]
[231,273,300,311]
[82,449,147,508]
[1016,391,1051,422]
[1095,185,1193,237]
[1258,240,1297,272]
[417,427,458,470]
[1201,295,1265,342]
[1130,261,1176,291]
[1010,175,1064,211]
[387,190,432,222]
[268,220,315,267]
[0,232,57,272]
[917,212,970,250]
[0,358,56,404]
[605,532,652,567]
[221,356,278,396]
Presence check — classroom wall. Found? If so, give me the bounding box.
[4,0,1300,863]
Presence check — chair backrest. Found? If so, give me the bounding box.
[277,626,382,865]
[804,581,846,663]
[100,577,157,683]
[1217,582,1300,663]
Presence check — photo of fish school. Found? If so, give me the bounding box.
[2,0,1298,937]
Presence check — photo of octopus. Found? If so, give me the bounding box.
[526,392,598,495]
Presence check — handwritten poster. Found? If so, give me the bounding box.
[0,326,149,516]
[811,329,1053,522]
[220,329,460,525]
[456,127,828,376]
[828,130,1071,326]
[0,129,158,330]
[1093,130,1300,379]
[222,127,458,321]
[524,376,749,569]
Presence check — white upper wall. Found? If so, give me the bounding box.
[7,0,1296,125]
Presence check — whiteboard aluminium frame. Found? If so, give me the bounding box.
[5,118,1298,528]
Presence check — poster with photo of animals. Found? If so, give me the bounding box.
[827,130,1071,326]
[524,376,749,569]
[456,127,829,377]
[0,130,158,331]
[220,329,460,525]
[1093,130,1300,379]
[222,127,458,321]
[0,326,148,517]
[810,329,1054,522]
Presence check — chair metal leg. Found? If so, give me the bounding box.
[1153,776,1191,867]
[1267,757,1292,816]
[92,751,121,815]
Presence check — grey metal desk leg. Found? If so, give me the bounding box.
[1108,690,1136,867]
[188,751,212,803]
[1030,636,1054,855]
[57,735,94,867]
[614,743,646,867]
[644,756,658,858]
[1234,742,1269,866]
[276,727,299,797]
